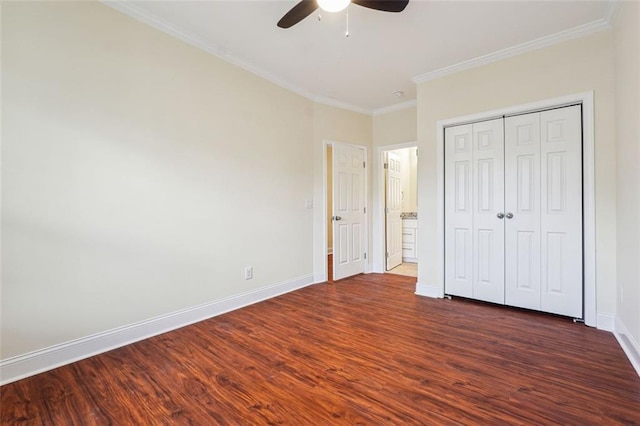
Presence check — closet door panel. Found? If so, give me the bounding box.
[540,105,583,318]
[472,119,505,304]
[445,124,474,298]
[505,113,542,310]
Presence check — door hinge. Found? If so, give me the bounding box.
[415,148,418,157]
[386,252,389,258]
[363,207,367,214]
[384,162,388,169]
[364,253,367,260]
[385,207,390,214]
[363,161,366,168]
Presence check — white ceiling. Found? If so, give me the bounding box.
[107,0,617,114]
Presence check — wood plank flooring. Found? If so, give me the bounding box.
[2,272,639,425]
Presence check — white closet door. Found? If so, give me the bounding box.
[471,119,505,304]
[445,120,504,303]
[445,124,473,298]
[540,105,583,318]
[505,113,542,310]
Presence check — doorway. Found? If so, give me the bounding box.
[378,143,418,279]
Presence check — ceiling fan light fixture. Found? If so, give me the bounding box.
[317,0,351,13]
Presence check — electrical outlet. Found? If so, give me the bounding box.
[244,266,253,280]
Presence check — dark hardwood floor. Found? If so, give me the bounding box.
[2,272,639,425]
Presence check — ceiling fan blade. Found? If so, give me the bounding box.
[352,0,409,13]
[277,0,319,29]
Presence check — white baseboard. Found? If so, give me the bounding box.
[415,282,442,298]
[313,272,328,284]
[371,261,384,274]
[0,274,315,385]
[614,317,640,377]
[597,312,616,332]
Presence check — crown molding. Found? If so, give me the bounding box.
[605,0,622,27]
[102,1,374,116]
[412,18,612,85]
[372,99,417,116]
[311,94,372,115]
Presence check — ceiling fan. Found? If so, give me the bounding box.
[277,0,409,29]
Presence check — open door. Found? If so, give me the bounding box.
[385,152,403,270]
[332,143,365,281]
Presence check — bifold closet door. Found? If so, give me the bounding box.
[446,105,583,317]
[504,113,542,311]
[445,119,505,304]
[505,105,583,318]
[505,106,583,318]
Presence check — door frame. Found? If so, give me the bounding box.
[373,141,418,274]
[322,140,369,281]
[432,92,596,326]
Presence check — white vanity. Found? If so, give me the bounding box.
[401,213,418,263]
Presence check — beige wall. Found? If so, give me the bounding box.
[614,2,640,349]
[1,2,318,359]
[416,31,618,317]
[312,103,372,280]
[373,107,417,148]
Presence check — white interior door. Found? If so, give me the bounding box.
[385,152,403,270]
[333,143,365,281]
[539,106,583,318]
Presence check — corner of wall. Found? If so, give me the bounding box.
[614,316,640,377]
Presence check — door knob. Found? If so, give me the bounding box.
[497,212,504,219]
[506,212,514,219]
[333,216,342,221]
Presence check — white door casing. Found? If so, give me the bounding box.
[333,143,366,281]
[386,152,403,270]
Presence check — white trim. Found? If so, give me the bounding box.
[311,94,371,116]
[605,0,623,27]
[412,20,611,84]
[0,274,314,385]
[597,313,616,332]
[372,100,417,116]
[582,92,597,327]
[431,92,597,327]
[415,283,440,298]
[614,317,640,377]
[313,272,327,284]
